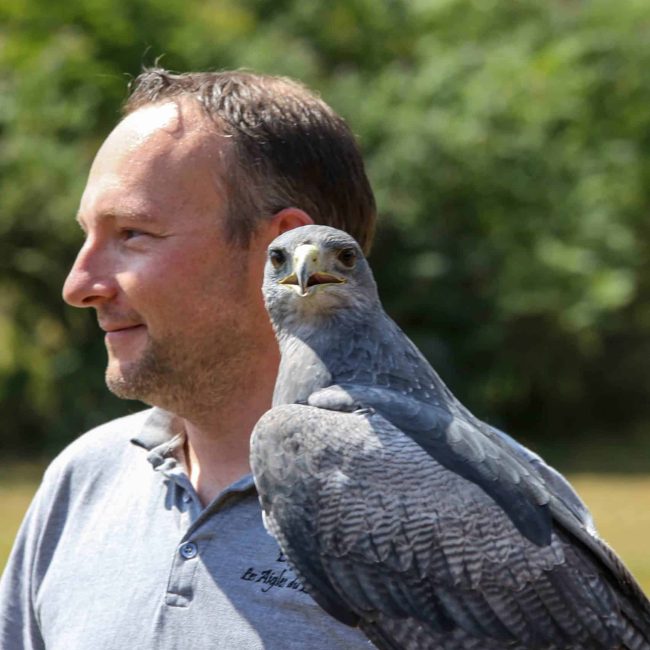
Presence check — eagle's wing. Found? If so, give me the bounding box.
[490,425,596,533]
[251,403,650,650]
[307,384,556,546]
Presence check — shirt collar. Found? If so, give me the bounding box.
[131,407,176,450]
[130,408,184,470]
[130,407,256,492]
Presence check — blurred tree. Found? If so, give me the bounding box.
[1,0,649,467]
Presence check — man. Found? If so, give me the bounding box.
[0,68,375,649]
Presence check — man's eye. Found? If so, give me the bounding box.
[121,229,146,240]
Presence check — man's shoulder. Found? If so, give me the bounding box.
[45,408,153,483]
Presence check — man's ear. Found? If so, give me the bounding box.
[268,208,314,237]
[250,208,314,254]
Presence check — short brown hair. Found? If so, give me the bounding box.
[124,68,376,253]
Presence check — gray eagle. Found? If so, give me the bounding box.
[250,224,650,649]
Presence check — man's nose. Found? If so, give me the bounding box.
[62,239,117,308]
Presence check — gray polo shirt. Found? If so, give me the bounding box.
[0,408,370,649]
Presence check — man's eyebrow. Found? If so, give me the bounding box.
[114,211,161,224]
[75,209,161,227]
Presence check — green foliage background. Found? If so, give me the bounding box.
[2,0,649,468]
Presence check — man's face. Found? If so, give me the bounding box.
[63,101,276,416]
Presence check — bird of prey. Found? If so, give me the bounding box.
[250,224,650,649]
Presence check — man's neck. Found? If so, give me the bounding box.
[181,416,256,506]
[176,353,278,507]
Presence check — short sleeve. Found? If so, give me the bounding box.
[0,460,67,650]
[0,466,60,650]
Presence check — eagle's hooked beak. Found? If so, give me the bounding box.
[279,244,346,296]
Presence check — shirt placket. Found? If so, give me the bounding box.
[155,458,206,607]
[145,435,257,610]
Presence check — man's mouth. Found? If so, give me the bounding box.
[102,324,146,342]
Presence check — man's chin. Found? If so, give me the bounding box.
[106,375,144,401]
[104,346,169,399]
[105,365,157,403]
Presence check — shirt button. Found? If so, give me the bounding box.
[179,542,198,559]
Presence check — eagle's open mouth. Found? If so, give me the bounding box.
[307,272,346,287]
[279,272,346,288]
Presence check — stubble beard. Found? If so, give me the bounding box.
[105,326,256,419]
[105,337,174,403]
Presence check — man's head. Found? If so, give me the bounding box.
[124,68,376,253]
[62,68,376,418]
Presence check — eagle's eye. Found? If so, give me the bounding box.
[269,248,286,269]
[337,247,357,269]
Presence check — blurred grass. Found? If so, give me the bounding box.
[0,463,649,597]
